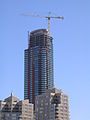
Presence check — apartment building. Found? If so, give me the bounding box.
[35,88,69,120]
[0,93,33,120]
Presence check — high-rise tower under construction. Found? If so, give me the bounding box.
[24,29,54,104]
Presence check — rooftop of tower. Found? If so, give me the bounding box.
[30,29,49,36]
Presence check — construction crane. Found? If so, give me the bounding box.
[21,12,64,35]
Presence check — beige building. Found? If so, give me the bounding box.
[35,88,69,120]
[0,93,33,120]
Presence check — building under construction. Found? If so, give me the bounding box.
[24,29,54,104]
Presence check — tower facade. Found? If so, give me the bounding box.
[24,29,54,103]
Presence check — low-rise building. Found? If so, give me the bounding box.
[35,88,70,120]
[0,93,33,120]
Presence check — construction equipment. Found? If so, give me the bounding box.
[21,12,64,35]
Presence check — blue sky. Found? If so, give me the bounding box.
[0,0,90,120]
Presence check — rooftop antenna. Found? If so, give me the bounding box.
[28,31,30,47]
